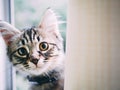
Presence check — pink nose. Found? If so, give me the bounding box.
[30,56,39,65]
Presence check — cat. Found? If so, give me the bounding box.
[0,9,64,90]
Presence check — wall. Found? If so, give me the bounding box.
[65,0,120,90]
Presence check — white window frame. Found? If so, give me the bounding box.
[0,0,16,90]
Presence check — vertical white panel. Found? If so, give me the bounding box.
[65,0,120,90]
[0,0,6,90]
[0,0,14,90]
[0,37,6,90]
[0,0,4,20]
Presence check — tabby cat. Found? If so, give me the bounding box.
[0,9,64,90]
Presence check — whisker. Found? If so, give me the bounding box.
[49,54,59,57]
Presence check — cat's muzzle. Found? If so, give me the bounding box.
[30,56,39,65]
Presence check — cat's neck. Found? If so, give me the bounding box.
[27,69,63,85]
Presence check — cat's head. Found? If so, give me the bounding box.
[0,9,64,76]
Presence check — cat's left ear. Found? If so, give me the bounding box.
[0,21,20,45]
[39,9,62,40]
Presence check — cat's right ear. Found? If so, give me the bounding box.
[0,21,20,45]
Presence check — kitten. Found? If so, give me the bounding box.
[0,9,64,90]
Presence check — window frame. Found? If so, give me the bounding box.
[0,0,16,90]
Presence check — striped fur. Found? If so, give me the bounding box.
[21,28,40,44]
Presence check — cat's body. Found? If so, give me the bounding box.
[0,9,64,90]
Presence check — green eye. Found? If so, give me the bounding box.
[18,47,28,56]
[39,42,49,51]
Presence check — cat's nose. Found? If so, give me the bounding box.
[30,56,39,65]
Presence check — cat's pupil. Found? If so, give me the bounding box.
[42,43,47,49]
[18,47,28,56]
[39,42,49,51]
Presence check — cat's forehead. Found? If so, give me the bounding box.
[18,27,53,46]
[20,27,41,44]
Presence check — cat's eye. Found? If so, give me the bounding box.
[17,47,28,56]
[39,42,49,51]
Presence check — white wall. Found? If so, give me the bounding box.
[65,0,120,90]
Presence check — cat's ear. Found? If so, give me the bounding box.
[39,9,58,29]
[39,9,61,37]
[0,21,20,45]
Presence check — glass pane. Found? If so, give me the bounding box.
[14,0,67,90]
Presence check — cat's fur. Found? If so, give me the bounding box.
[0,9,64,90]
